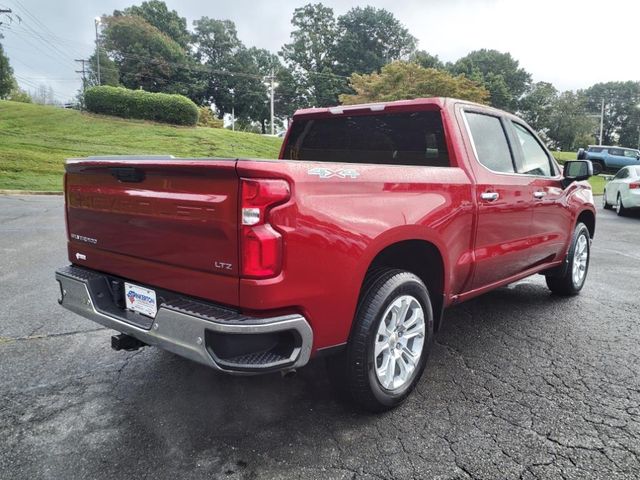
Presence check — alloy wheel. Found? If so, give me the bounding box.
[374,295,425,390]
[572,233,589,287]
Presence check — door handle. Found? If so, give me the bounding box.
[480,191,499,202]
[533,191,547,199]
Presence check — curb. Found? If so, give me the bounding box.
[0,190,63,196]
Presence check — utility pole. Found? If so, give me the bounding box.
[75,59,88,110]
[94,17,101,86]
[0,8,12,30]
[75,59,88,92]
[230,88,235,132]
[599,98,605,146]
[269,71,275,135]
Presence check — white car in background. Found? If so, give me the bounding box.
[603,165,640,215]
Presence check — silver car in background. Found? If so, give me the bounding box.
[603,166,640,215]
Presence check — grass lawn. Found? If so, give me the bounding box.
[588,174,606,195]
[0,101,283,191]
[551,151,577,164]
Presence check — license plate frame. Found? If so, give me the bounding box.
[124,282,158,318]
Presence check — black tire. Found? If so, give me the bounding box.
[616,193,627,216]
[602,190,612,210]
[545,222,590,296]
[592,160,605,173]
[577,148,586,160]
[326,269,433,412]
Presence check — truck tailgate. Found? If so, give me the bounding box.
[65,158,240,305]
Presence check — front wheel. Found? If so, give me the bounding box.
[616,193,627,216]
[602,190,612,210]
[327,269,433,412]
[545,222,590,296]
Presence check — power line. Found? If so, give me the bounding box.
[1,24,79,70]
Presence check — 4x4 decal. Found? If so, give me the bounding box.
[308,167,360,179]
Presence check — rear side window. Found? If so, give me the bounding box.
[588,147,604,153]
[614,168,627,179]
[512,123,553,176]
[282,111,450,167]
[465,112,515,173]
[608,148,624,156]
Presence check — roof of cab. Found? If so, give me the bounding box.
[292,97,493,119]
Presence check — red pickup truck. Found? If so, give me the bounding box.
[56,98,597,411]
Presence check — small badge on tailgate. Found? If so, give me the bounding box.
[124,283,158,318]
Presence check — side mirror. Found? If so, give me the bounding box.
[563,160,594,187]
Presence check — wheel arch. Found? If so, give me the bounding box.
[359,238,447,333]
[577,209,596,239]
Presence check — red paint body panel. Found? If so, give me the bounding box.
[62,98,596,356]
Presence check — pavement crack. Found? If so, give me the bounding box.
[0,327,108,344]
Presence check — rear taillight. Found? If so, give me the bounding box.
[629,183,640,189]
[240,178,290,278]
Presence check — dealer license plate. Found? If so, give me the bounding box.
[124,282,158,318]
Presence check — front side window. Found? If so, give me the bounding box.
[623,149,639,158]
[282,111,450,167]
[512,123,553,176]
[465,112,515,173]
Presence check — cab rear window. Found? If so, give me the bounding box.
[282,111,450,167]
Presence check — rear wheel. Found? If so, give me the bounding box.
[545,222,590,296]
[616,193,627,216]
[327,269,433,412]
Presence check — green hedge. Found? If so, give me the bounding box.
[85,86,198,126]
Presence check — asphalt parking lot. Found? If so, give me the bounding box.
[1,194,639,480]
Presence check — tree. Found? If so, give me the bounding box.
[0,42,16,99]
[546,92,596,151]
[583,81,640,146]
[518,81,558,132]
[101,14,192,96]
[280,3,345,107]
[192,17,243,67]
[225,47,273,132]
[339,61,489,105]
[123,0,190,48]
[191,17,244,110]
[333,6,416,76]
[449,49,531,111]
[275,66,305,119]
[31,84,57,105]
[410,50,444,70]
[6,87,31,103]
[87,46,120,87]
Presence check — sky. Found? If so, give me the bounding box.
[0,0,638,102]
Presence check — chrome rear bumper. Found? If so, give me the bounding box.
[55,265,313,374]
